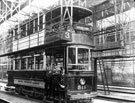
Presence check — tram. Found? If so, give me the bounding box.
[4,1,97,103]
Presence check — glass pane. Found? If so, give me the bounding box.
[21,25,26,38]
[28,57,34,69]
[21,58,26,69]
[36,56,43,69]
[68,48,76,64]
[78,48,89,64]
[15,29,18,40]
[39,16,43,30]
[35,18,38,32]
[30,21,34,34]
[27,23,30,35]
[15,59,19,70]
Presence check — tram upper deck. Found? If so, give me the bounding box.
[0,5,93,57]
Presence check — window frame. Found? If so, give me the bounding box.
[67,45,92,71]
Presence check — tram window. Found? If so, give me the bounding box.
[52,16,60,24]
[40,60,43,69]
[39,16,43,30]
[46,12,51,21]
[27,23,30,35]
[35,18,38,32]
[15,59,19,70]
[28,57,34,69]
[68,48,76,64]
[15,28,18,40]
[35,56,43,69]
[10,59,13,70]
[30,21,34,34]
[21,25,26,38]
[78,48,89,64]
[46,21,51,31]
[21,58,26,70]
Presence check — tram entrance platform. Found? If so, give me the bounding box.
[98,85,135,102]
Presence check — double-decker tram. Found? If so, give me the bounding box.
[3,1,97,103]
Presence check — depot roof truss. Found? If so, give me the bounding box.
[0,0,31,24]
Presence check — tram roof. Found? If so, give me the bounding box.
[46,5,92,21]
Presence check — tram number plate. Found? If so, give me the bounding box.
[77,85,86,90]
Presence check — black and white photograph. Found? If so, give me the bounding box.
[0,0,134,103]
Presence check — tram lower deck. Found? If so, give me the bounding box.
[7,44,97,102]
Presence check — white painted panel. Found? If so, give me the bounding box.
[13,41,18,52]
[30,33,38,40]
[12,30,45,51]
[39,30,44,45]
[14,79,45,89]
[30,38,38,47]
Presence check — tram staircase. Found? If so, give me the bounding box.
[98,58,110,95]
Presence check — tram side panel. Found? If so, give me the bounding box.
[7,70,46,87]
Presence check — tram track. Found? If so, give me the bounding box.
[0,88,133,103]
[96,96,133,103]
[0,99,9,103]
[94,96,133,103]
[0,89,42,103]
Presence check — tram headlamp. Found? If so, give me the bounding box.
[80,78,86,85]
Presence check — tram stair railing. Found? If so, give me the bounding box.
[98,58,110,95]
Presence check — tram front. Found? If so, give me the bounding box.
[67,45,97,102]
[62,6,97,102]
[44,5,97,102]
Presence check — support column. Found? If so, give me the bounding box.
[43,51,46,70]
[43,14,46,29]
[94,58,97,91]
[19,58,21,70]
[34,56,36,70]
[93,6,97,46]
[13,58,15,70]
[26,58,28,70]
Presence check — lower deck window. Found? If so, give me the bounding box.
[68,48,76,64]
[78,48,88,64]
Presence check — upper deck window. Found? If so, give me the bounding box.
[35,18,38,32]
[21,24,26,38]
[14,28,18,40]
[30,21,34,34]
[27,23,30,35]
[39,16,43,30]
